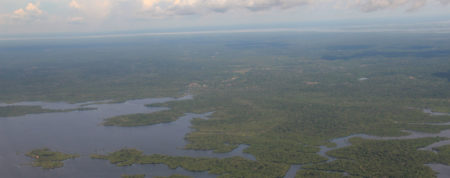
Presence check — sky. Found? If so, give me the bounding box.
[0,0,449,35]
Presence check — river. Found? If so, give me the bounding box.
[1,98,448,178]
[284,109,450,178]
[0,96,254,178]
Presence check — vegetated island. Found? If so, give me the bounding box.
[300,137,449,177]
[102,110,183,127]
[0,105,96,117]
[121,174,146,178]
[25,148,79,169]
[154,174,192,178]
[433,144,450,165]
[2,33,450,177]
[91,148,289,178]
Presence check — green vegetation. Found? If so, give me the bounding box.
[25,148,79,169]
[91,148,289,178]
[154,174,192,178]
[434,145,450,165]
[433,71,450,82]
[0,105,60,117]
[0,105,95,117]
[72,107,97,111]
[2,33,450,176]
[302,137,446,177]
[103,110,184,127]
[154,89,449,164]
[121,174,146,178]
[295,170,349,178]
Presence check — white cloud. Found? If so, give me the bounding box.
[25,2,43,14]
[13,8,27,17]
[136,0,315,16]
[90,0,112,17]
[408,0,427,11]
[344,0,450,12]
[70,0,81,9]
[67,0,113,18]
[10,2,44,21]
[134,0,450,16]
[1,0,450,34]
[4,0,450,23]
[142,0,161,9]
[69,16,84,23]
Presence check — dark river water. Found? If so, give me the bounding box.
[0,96,254,178]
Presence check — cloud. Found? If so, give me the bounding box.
[1,0,449,30]
[136,0,315,16]
[68,16,84,23]
[136,0,450,16]
[70,0,81,9]
[142,0,161,9]
[13,9,27,18]
[241,0,313,11]
[25,2,43,14]
[408,0,427,12]
[68,0,113,18]
[4,0,449,23]
[10,2,44,21]
[346,0,450,12]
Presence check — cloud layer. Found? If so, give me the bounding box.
[349,0,450,12]
[0,0,449,34]
[3,0,449,21]
[139,0,314,15]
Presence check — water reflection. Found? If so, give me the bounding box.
[0,96,252,178]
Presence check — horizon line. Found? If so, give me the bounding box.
[1,26,450,41]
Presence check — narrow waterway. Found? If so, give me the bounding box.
[284,109,450,178]
[1,98,448,178]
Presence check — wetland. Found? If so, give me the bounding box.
[0,32,449,177]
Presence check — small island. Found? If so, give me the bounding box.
[121,174,146,178]
[25,148,79,169]
[0,106,58,117]
[0,105,96,117]
[121,174,191,178]
[103,110,183,127]
[91,148,289,178]
[155,174,192,178]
